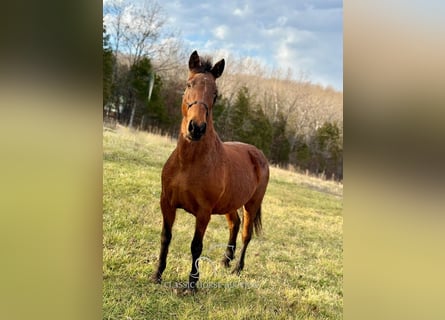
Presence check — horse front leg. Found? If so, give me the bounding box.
[188,213,210,292]
[151,198,176,284]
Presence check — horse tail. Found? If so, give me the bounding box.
[253,205,262,236]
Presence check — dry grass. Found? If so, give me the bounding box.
[103,126,343,319]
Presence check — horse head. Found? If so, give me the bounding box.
[182,50,225,141]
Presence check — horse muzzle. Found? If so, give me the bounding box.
[187,120,207,141]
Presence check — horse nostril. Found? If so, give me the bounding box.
[199,123,206,134]
[188,120,195,133]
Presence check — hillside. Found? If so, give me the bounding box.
[103,126,343,319]
[105,49,343,179]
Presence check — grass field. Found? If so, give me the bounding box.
[103,126,343,320]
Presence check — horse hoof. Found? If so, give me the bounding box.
[173,287,196,296]
[185,287,197,295]
[221,259,231,268]
[150,274,162,284]
[231,268,242,276]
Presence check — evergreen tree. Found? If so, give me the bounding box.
[146,74,169,130]
[226,87,273,156]
[248,107,273,157]
[312,122,342,179]
[291,135,311,171]
[230,86,251,142]
[212,95,231,140]
[270,113,290,165]
[128,57,168,130]
[129,58,150,127]
[130,57,152,101]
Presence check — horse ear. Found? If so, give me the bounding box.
[189,50,201,71]
[211,59,225,78]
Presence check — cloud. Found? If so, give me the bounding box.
[153,0,342,90]
[233,4,249,17]
[213,25,228,40]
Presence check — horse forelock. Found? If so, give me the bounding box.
[190,57,213,74]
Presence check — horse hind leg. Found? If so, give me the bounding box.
[232,203,262,275]
[232,151,268,275]
[222,209,241,267]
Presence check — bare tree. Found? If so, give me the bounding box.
[104,0,182,71]
[218,57,343,151]
[104,0,184,127]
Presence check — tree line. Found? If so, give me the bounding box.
[103,0,343,180]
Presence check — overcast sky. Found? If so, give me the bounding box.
[162,0,343,91]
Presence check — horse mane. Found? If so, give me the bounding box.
[191,56,213,74]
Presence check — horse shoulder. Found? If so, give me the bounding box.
[160,149,181,197]
[161,148,179,178]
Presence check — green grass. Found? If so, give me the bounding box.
[103,126,343,320]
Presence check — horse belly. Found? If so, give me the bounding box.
[211,173,257,214]
[212,196,248,215]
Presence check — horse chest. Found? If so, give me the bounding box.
[167,168,223,213]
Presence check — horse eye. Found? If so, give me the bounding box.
[186,82,192,89]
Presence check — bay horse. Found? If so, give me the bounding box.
[151,51,269,292]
